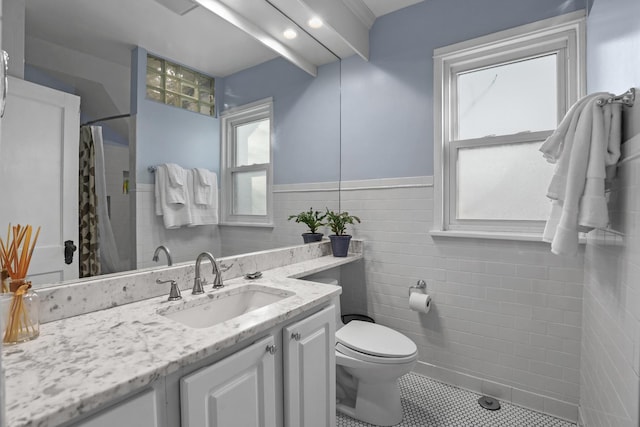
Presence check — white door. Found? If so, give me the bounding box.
[284,305,336,427]
[0,77,80,285]
[180,335,278,427]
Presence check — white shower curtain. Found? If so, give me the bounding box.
[90,126,122,274]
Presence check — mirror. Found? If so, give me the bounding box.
[4,0,342,286]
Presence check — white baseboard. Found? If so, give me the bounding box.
[412,361,578,423]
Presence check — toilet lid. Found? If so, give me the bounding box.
[336,320,417,358]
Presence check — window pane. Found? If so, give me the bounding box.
[146,54,215,116]
[146,87,163,102]
[234,119,270,166]
[233,170,267,216]
[146,71,163,89]
[457,54,557,140]
[457,142,554,221]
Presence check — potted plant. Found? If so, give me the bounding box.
[325,209,360,257]
[288,208,326,243]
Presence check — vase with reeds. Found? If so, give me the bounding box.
[0,224,41,344]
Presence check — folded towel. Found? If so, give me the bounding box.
[155,165,193,229]
[192,168,216,206]
[159,163,187,205]
[541,94,621,256]
[187,169,218,226]
[164,163,184,187]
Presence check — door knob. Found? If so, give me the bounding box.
[64,240,77,265]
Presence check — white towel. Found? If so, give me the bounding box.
[541,93,621,256]
[162,163,187,204]
[187,169,218,226]
[155,165,193,229]
[192,168,216,206]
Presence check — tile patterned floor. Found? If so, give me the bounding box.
[336,373,576,427]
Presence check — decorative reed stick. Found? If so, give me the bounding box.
[0,224,41,343]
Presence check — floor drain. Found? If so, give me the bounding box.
[478,396,501,411]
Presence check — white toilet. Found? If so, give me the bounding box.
[321,282,418,427]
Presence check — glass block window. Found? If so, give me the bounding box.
[145,54,215,117]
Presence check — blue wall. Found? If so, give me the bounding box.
[131,47,220,184]
[586,0,640,93]
[222,58,341,185]
[223,0,585,183]
[340,0,586,180]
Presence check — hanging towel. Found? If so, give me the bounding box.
[540,93,622,256]
[187,169,219,226]
[155,165,193,229]
[541,93,609,200]
[162,163,187,204]
[192,168,217,206]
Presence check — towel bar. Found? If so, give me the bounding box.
[597,88,635,107]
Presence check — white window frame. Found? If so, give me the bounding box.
[220,98,274,227]
[432,11,586,240]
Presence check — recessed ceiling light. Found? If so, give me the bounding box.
[308,17,323,29]
[283,28,298,39]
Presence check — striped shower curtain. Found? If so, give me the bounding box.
[78,126,100,277]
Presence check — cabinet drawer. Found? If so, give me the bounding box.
[72,389,159,427]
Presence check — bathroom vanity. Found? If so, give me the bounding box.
[3,241,361,427]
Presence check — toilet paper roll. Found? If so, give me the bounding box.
[409,292,431,313]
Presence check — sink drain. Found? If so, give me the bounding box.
[478,396,501,411]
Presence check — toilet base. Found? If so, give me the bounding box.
[337,379,403,426]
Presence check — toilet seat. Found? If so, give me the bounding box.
[336,342,417,365]
[336,320,417,363]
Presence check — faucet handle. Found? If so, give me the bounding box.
[156,278,181,301]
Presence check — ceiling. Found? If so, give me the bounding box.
[24,0,423,77]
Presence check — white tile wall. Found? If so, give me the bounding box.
[135,175,589,421]
[136,182,340,269]
[219,184,340,256]
[135,184,222,269]
[339,177,585,421]
[579,137,640,427]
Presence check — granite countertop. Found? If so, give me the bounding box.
[4,253,360,427]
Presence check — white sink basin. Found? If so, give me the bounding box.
[159,285,295,329]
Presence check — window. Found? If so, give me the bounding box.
[220,99,273,226]
[433,12,585,238]
[146,53,215,116]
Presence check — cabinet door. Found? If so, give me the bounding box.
[284,305,336,427]
[180,335,277,427]
[73,389,160,427]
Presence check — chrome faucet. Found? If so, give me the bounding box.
[152,245,173,266]
[193,252,223,294]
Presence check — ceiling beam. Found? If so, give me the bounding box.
[195,0,318,76]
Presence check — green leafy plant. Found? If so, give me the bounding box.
[287,208,326,234]
[325,209,361,236]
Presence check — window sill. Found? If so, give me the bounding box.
[429,229,587,244]
[218,222,275,229]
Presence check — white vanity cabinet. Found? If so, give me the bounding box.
[180,335,278,427]
[284,305,336,427]
[179,304,336,427]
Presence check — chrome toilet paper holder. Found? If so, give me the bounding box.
[408,279,427,296]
